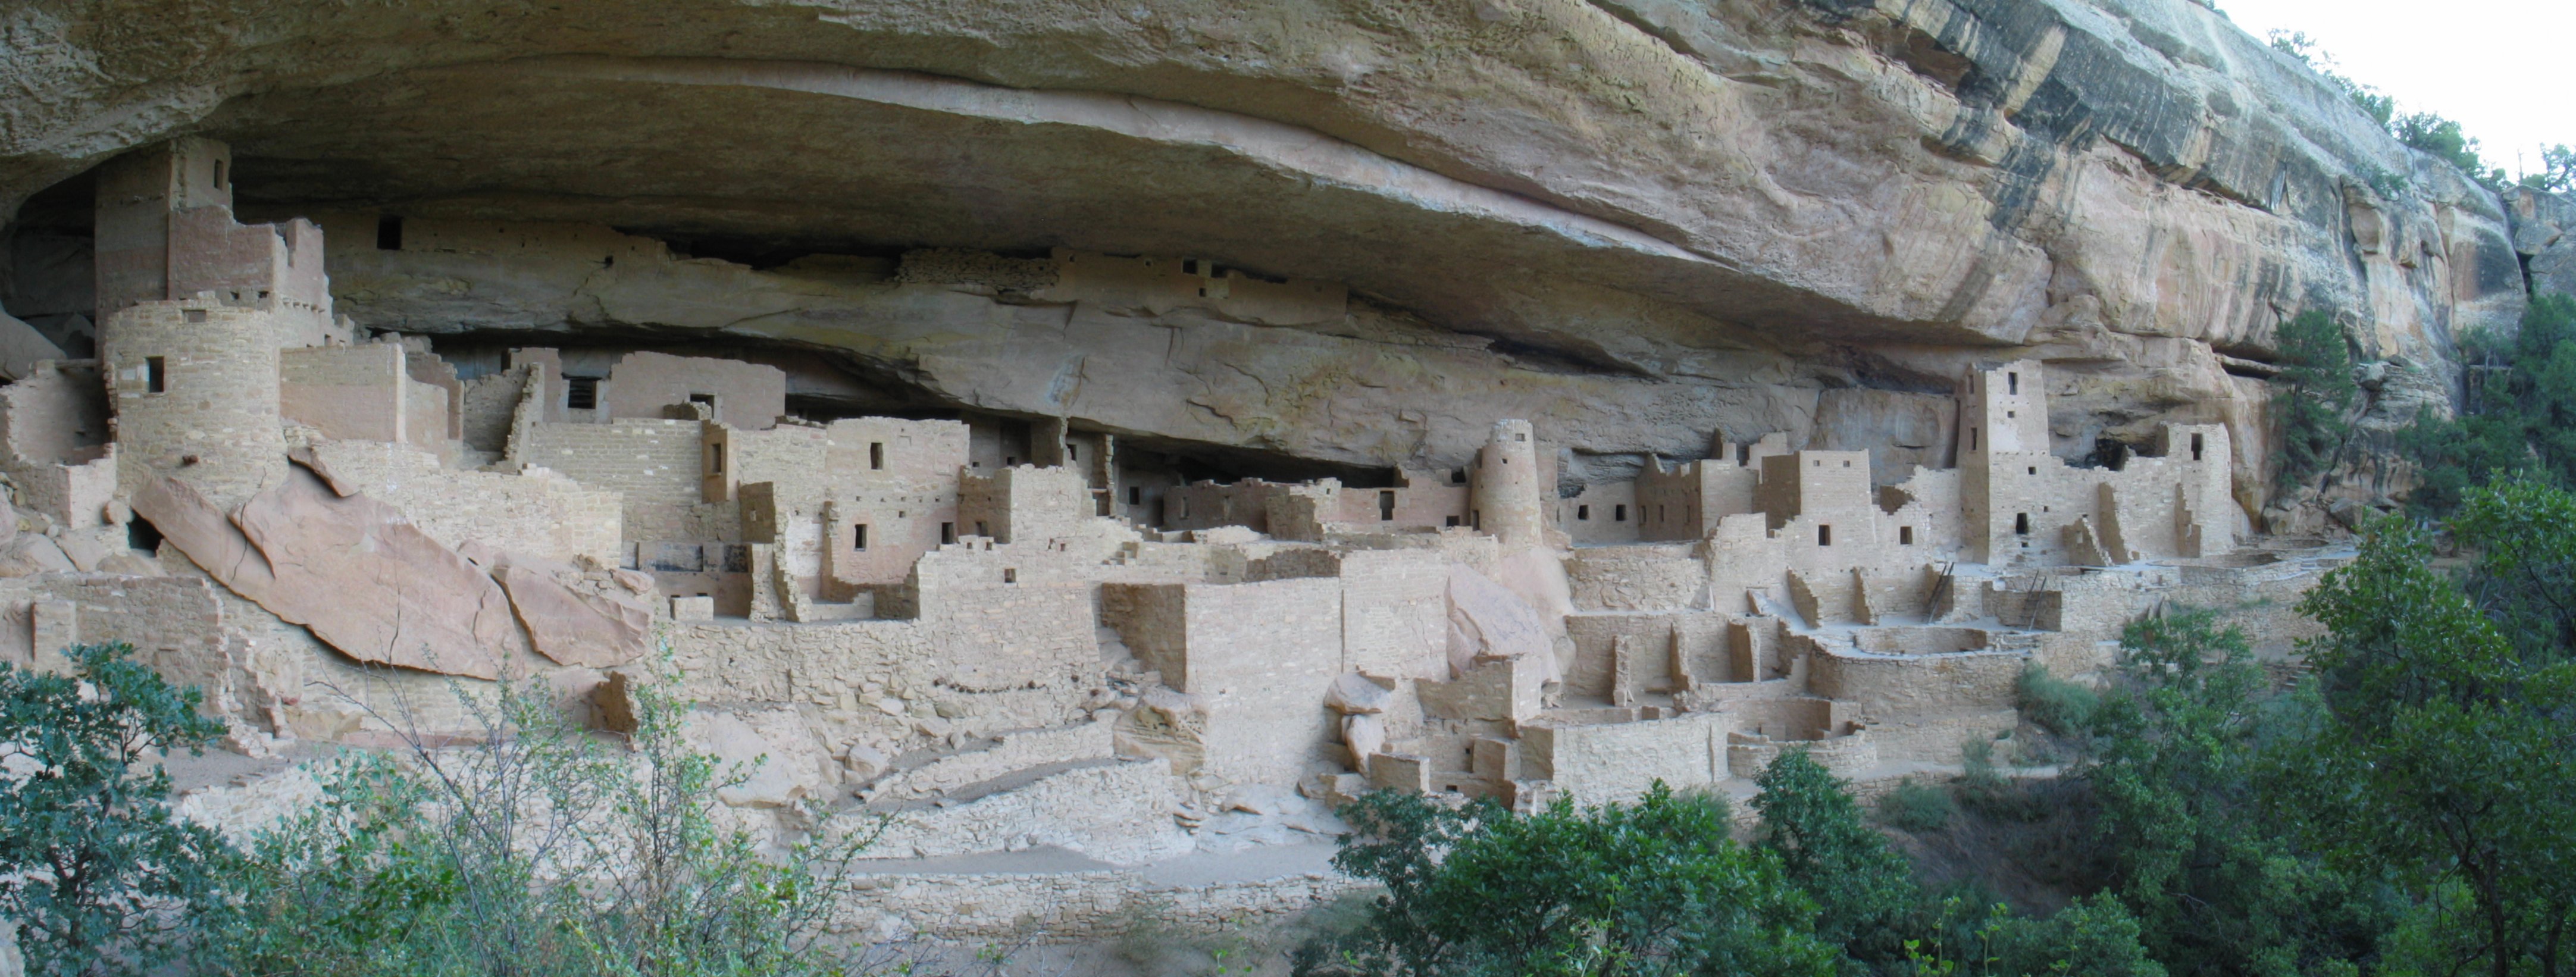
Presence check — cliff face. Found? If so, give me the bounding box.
[0,0,2544,514]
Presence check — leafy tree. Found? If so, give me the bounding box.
[0,643,233,977]
[2521,145,2575,193]
[2402,294,2576,515]
[2394,112,2508,189]
[2084,612,2389,975]
[2286,481,2576,977]
[1752,750,1918,960]
[2273,309,2358,490]
[1297,784,1837,976]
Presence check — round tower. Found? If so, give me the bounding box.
[1471,419,1544,547]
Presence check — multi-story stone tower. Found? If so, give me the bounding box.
[1472,419,1544,548]
[93,139,345,507]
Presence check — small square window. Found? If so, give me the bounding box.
[1577,505,1590,521]
[1002,568,1018,584]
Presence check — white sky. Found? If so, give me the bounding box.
[2210,0,2572,179]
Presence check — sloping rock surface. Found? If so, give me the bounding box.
[134,469,517,679]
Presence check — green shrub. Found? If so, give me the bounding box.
[1902,895,2167,977]
[2402,293,2576,516]
[0,643,232,977]
[205,661,890,977]
[2271,309,2357,490]
[1876,777,1955,834]
[1295,784,1837,976]
[1952,738,2043,823]
[1754,751,1919,960]
[2016,664,2098,739]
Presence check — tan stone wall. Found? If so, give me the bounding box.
[516,419,721,543]
[1564,544,1704,612]
[281,344,405,443]
[1182,577,1343,788]
[958,465,1093,544]
[1805,648,2023,719]
[1336,548,1448,679]
[1523,710,1727,803]
[1558,481,1640,545]
[305,439,620,565]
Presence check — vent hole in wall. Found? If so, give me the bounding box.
[128,516,164,554]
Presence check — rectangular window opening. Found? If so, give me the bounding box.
[1899,526,1914,546]
[1445,515,1461,527]
[940,522,956,544]
[2190,433,2204,461]
[2008,371,2019,395]
[1379,490,1396,521]
[1068,443,1078,461]
[1969,427,1979,451]
[565,376,599,411]
[853,524,869,550]
[869,442,884,470]
[1577,505,1590,521]
[1818,524,1832,546]
[1128,486,1143,506]
[1613,505,1627,522]
[375,215,403,250]
[1002,568,1018,584]
[2015,512,2030,536]
[1738,444,1750,465]
[975,521,989,537]
[145,356,166,394]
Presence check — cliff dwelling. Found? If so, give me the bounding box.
[0,134,2340,942]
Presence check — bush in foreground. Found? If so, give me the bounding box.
[0,644,232,977]
[1294,784,1837,976]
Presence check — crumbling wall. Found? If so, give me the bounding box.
[0,361,115,528]
[304,439,620,565]
[600,351,785,431]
